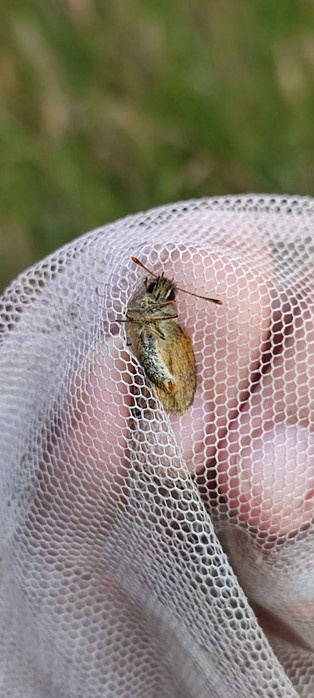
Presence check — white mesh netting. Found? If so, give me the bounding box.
[0,194,314,697]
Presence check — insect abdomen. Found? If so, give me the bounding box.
[137,328,176,394]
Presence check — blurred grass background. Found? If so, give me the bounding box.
[1,0,314,289]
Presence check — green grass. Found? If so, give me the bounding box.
[1,0,314,288]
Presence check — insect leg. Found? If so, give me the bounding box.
[144,315,178,322]
[143,325,166,340]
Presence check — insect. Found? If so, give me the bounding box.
[125,256,222,415]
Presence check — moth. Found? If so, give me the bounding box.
[126,256,222,414]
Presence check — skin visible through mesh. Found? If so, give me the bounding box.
[0,195,313,697]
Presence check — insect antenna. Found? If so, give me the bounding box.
[131,257,160,279]
[176,286,223,305]
[131,256,223,305]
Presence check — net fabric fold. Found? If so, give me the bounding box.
[0,194,313,697]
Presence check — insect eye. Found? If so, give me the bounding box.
[146,282,156,294]
[167,288,176,301]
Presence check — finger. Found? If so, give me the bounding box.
[32,336,134,536]
[216,302,314,538]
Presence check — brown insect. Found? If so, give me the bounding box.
[125,256,222,415]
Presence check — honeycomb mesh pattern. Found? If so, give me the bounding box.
[0,195,313,697]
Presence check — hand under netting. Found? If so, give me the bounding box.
[0,196,313,698]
